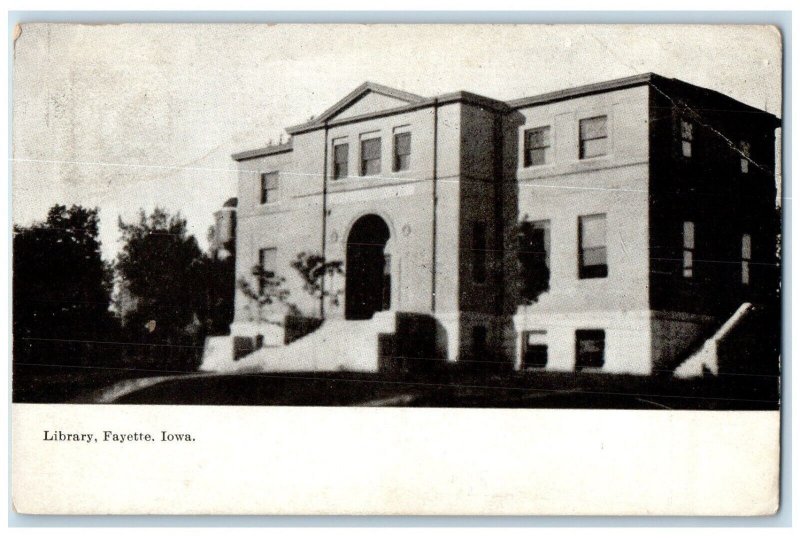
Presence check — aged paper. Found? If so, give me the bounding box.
[11,23,782,515]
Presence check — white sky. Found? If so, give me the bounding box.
[11,24,782,261]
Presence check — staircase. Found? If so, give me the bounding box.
[674,303,754,378]
[218,312,397,374]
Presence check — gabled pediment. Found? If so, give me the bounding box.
[288,82,425,133]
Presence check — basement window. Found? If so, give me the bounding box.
[575,330,605,371]
[522,330,548,369]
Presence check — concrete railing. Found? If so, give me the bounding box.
[674,302,755,378]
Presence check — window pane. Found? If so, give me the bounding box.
[334,160,348,179]
[742,261,750,285]
[362,138,381,160]
[334,143,348,163]
[580,116,607,140]
[581,138,608,158]
[580,215,606,249]
[523,343,548,368]
[740,141,750,173]
[394,133,411,155]
[681,120,693,141]
[361,138,381,175]
[682,140,692,158]
[742,234,752,259]
[395,154,410,171]
[683,221,695,249]
[527,127,550,148]
[526,147,551,167]
[363,157,381,176]
[575,330,605,370]
[582,246,606,267]
[683,251,693,278]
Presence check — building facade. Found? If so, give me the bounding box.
[220,73,779,375]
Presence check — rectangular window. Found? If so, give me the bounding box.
[260,172,278,204]
[575,330,605,370]
[522,330,548,369]
[333,143,349,179]
[681,120,694,158]
[471,221,487,284]
[578,214,607,279]
[518,219,551,301]
[683,221,695,278]
[741,233,752,285]
[361,137,381,176]
[258,247,277,293]
[393,132,411,172]
[472,326,488,356]
[740,141,751,174]
[524,126,551,166]
[382,253,391,310]
[579,116,608,159]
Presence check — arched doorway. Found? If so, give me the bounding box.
[345,214,391,320]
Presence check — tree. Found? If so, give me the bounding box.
[116,208,206,371]
[202,225,236,335]
[516,218,550,304]
[237,266,294,324]
[13,205,116,366]
[291,252,344,310]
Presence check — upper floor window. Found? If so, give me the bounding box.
[524,126,551,166]
[683,221,695,278]
[333,143,349,179]
[471,221,487,284]
[740,141,751,174]
[578,214,607,279]
[260,172,278,204]
[681,120,694,158]
[258,247,277,293]
[741,233,752,285]
[579,116,608,159]
[393,132,411,172]
[361,137,381,176]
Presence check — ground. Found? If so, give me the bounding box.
[13,362,780,410]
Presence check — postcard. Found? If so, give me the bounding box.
[10,23,782,515]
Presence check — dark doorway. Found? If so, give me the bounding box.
[345,215,391,320]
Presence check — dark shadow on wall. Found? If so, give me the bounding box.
[378,313,449,375]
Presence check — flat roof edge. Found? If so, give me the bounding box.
[232,142,293,161]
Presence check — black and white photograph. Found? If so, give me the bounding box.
[9,21,785,516]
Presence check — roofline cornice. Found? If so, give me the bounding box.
[232,140,293,162]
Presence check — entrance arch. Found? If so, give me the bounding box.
[345,214,391,320]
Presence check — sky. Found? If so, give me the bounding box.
[11,24,782,261]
